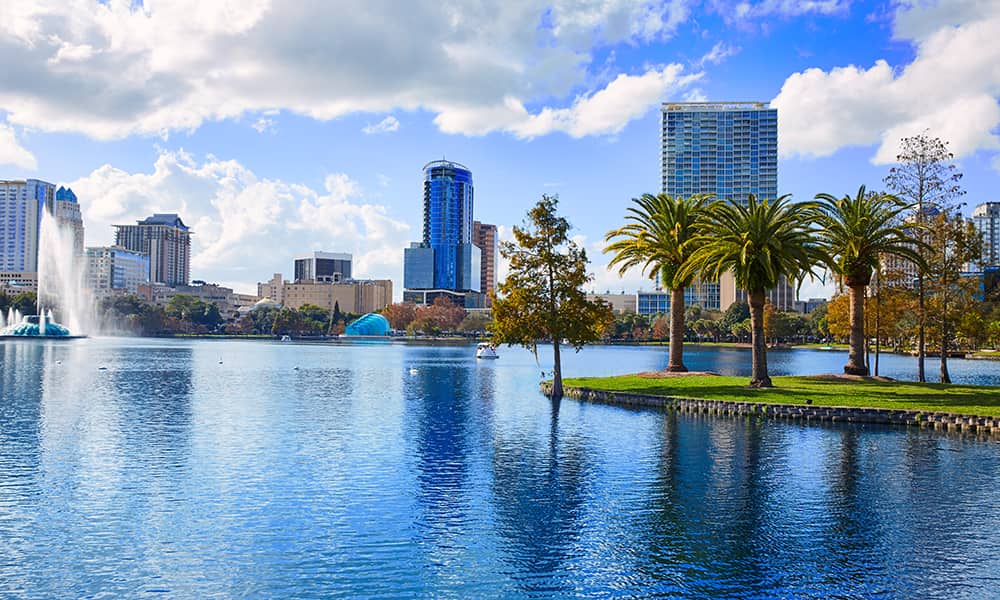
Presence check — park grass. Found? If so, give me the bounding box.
[561,374,1000,418]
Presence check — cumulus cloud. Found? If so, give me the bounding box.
[0,121,36,170]
[362,116,400,135]
[773,1,1000,162]
[0,0,696,141]
[435,64,701,138]
[712,0,850,21]
[68,150,410,294]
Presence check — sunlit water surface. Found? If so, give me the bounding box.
[1,338,999,598]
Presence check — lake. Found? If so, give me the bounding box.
[1,338,999,598]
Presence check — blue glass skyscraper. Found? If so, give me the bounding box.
[404,160,481,306]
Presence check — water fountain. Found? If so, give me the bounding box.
[0,209,91,339]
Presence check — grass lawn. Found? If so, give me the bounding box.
[561,374,1000,418]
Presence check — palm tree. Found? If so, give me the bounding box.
[816,186,927,376]
[681,194,825,387]
[604,193,712,372]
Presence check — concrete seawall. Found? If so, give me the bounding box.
[541,383,1000,438]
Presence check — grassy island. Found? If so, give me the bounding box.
[561,374,1000,418]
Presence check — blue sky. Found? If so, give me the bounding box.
[1,0,998,299]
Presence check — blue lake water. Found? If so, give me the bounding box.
[2,338,1000,598]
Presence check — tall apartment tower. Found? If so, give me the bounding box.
[114,213,192,286]
[472,220,497,304]
[403,160,482,306]
[973,202,1000,268]
[0,179,85,276]
[661,102,793,310]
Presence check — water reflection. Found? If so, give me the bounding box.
[489,397,591,595]
[1,339,1000,598]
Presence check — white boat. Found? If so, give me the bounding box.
[280,335,292,342]
[476,342,499,359]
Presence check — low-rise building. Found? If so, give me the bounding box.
[586,293,637,314]
[139,282,239,317]
[0,271,38,293]
[85,246,150,300]
[257,273,285,305]
[283,279,393,314]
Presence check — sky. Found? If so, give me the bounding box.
[0,0,998,300]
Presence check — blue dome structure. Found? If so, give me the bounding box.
[344,313,391,336]
[0,316,72,337]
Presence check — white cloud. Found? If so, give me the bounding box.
[698,41,740,66]
[361,115,400,135]
[0,121,37,170]
[773,1,1000,162]
[435,64,701,138]
[68,150,410,294]
[0,0,695,141]
[713,0,849,21]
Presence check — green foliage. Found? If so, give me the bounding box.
[681,195,825,292]
[492,195,614,396]
[604,192,712,289]
[98,294,167,335]
[563,374,1000,418]
[816,186,926,287]
[165,295,222,331]
[720,301,750,331]
[457,312,492,334]
[10,292,37,315]
[492,195,613,351]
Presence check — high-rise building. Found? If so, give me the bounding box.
[661,102,793,311]
[85,246,150,299]
[114,213,192,286]
[973,202,1000,268]
[0,179,54,273]
[472,220,497,303]
[294,251,352,283]
[54,187,85,256]
[403,160,482,306]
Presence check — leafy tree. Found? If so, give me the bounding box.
[10,292,37,315]
[825,294,852,342]
[381,302,417,330]
[492,195,614,398]
[410,296,466,334]
[457,312,492,334]
[720,301,750,334]
[605,193,712,372]
[816,186,925,375]
[0,291,9,315]
[924,210,982,382]
[884,132,965,382]
[272,307,305,336]
[681,195,824,387]
[651,316,669,340]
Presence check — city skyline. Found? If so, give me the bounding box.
[0,1,998,299]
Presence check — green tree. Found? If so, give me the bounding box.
[604,193,711,371]
[11,292,37,315]
[681,195,824,387]
[720,301,750,335]
[925,210,982,383]
[492,195,614,398]
[884,132,965,382]
[816,186,926,376]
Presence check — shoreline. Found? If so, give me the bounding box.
[542,381,1000,438]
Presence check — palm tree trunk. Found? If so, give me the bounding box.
[667,287,687,372]
[845,284,869,376]
[748,290,772,388]
[550,338,563,399]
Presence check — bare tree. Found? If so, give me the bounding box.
[884,133,965,382]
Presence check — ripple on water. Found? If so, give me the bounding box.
[1,339,999,598]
